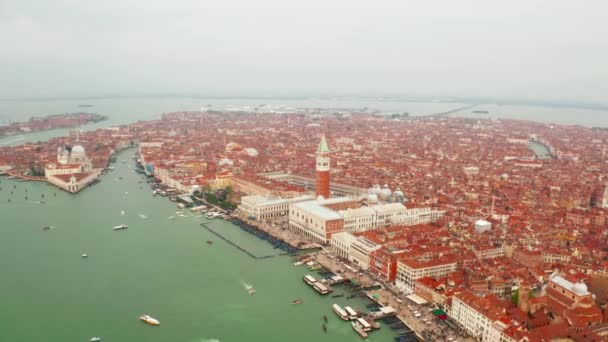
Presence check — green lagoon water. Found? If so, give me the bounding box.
[0,149,398,342]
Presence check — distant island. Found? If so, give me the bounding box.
[0,113,107,137]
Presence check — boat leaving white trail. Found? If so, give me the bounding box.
[242,282,256,294]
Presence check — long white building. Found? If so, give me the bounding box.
[238,194,314,220]
[395,257,458,294]
[289,197,445,242]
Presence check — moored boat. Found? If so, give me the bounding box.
[333,303,349,320]
[292,299,303,304]
[351,320,368,339]
[345,306,358,320]
[139,314,160,326]
[313,282,331,295]
[303,275,317,286]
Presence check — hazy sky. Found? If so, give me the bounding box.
[1,0,607,103]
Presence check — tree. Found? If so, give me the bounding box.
[511,289,519,305]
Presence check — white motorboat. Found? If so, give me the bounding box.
[140,314,160,326]
[89,337,101,342]
[113,224,128,230]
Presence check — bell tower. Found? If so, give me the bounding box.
[316,135,330,199]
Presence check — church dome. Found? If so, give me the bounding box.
[380,187,392,201]
[367,194,379,204]
[572,281,588,295]
[370,185,382,196]
[71,145,85,155]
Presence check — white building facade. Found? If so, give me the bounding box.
[239,195,314,220]
[330,232,358,259]
[396,258,458,293]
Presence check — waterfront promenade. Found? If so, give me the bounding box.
[234,214,473,342]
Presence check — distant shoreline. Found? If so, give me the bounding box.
[0,113,107,138]
[0,95,606,113]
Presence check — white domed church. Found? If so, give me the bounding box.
[45,144,99,193]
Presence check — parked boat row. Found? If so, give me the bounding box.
[302,274,332,295]
[330,302,378,340]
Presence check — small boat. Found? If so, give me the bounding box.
[333,304,349,320]
[113,224,128,230]
[89,337,101,342]
[81,254,88,258]
[322,323,327,333]
[331,293,345,298]
[243,283,256,295]
[139,314,160,326]
[293,261,304,266]
[168,216,176,220]
[351,320,368,339]
[138,214,148,219]
[121,210,125,216]
[206,240,213,245]
[42,226,53,231]
[292,299,303,305]
[323,314,328,323]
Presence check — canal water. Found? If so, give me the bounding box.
[528,141,553,159]
[0,149,399,342]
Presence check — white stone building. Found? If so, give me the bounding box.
[396,257,458,294]
[349,236,382,270]
[239,195,314,220]
[330,232,358,259]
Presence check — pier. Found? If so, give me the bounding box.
[426,104,477,118]
[230,219,300,255]
[200,222,276,259]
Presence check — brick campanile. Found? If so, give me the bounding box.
[316,135,330,199]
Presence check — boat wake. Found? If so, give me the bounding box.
[138,213,148,219]
[241,281,256,294]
